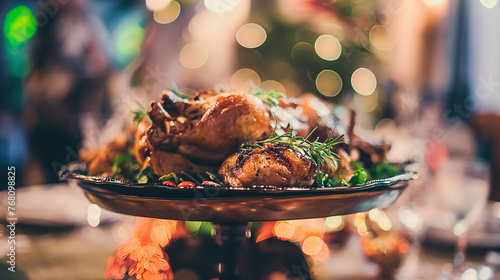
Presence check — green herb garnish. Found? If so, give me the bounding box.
[166,87,191,100]
[252,87,284,107]
[242,123,343,186]
[348,168,368,186]
[137,165,157,184]
[372,162,400,179]
[132,102,148,127]
[159,172,180,184]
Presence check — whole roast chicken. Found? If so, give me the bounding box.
[80,88,389,188]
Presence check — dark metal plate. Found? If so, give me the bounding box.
[61,163,416,222]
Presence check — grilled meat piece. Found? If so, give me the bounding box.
[146,90,272,165]
[218,143,318,188]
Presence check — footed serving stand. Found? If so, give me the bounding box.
[61,163,415,279]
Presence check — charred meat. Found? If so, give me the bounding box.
[218,143,318,188]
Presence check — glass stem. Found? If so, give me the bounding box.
[452,219,469,273]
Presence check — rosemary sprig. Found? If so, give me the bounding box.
[166,87,191,100]
[132,101,148,127]
[252,87,284,107]
[242,123,344,174]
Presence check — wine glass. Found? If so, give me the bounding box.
[434,157,490,279]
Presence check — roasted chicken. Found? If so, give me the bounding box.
[142,89,271,165]
[79,88,391,188]
[218,143,317,188]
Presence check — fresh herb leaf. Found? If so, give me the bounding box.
[111,151,141,180]
[136,165,157,184]
[252,87,284,107]
[166,87,191,100]
[180,171,202,185]
[242,123,343,186]
[132,102,148,127]
[372,162,400,179]
[206,171,224,185]
[243,124,343,172]
[349,168,368,186]
[159,172,180,184]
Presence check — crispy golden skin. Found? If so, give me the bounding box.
[146,90,272,165]
[218,143,317,188]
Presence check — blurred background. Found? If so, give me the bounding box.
[1,0,499,189]
[2,0,500,279]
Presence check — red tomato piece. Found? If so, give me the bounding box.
[178,181,195,188]
[162,181,177,187]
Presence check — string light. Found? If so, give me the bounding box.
[204,0,240,14]
[314,34,342,61]
[236,23,267,49]
[480,0,497,9]
[145,0,171,11]
[316,70,342,97]
[153,1,180,24]
[369,25,395,52]
[87,204,101,227]
[231,68,261,89]
[180,42,209,69]
[351,67,377,96]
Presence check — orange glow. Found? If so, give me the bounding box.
[150,223,172,247]
[255,222,275,243]
[268,271,288,280]
[273,221,295,240]
[105,218,187,280]
[301,236,325,256]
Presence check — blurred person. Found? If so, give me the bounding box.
[22,0,141,185]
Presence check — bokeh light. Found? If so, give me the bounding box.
[480,0,498,9]
[87,204,101,227]
[116,24,145,67]
[146,0,171,11]
[236,23,267,49]
[188,11,224,40]
[423,0,445,7]
[318,23,345,41]
[260,80,286,95]
[153,1,181,24]
[325,216,344,232]
[351,67,377,96]
[204,0,240,14]
[180,42,209,69]
[231,68,261,89]
[316,70,342,97]
[353,91,379,112]
[368,208,392,231]
[301,236,325,256]
[4,6,37,50]
[291,42,314,61]
[314,34,342,61]
[273,221,295,240]
[369,25,395,52]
